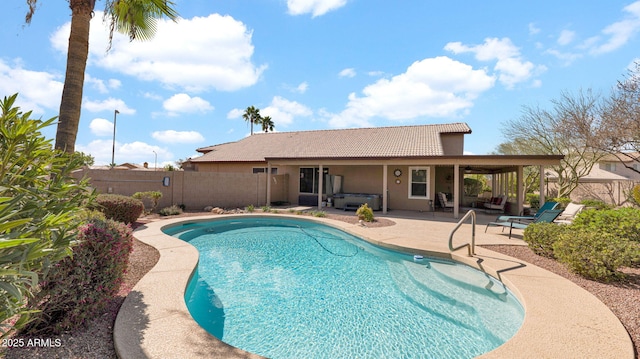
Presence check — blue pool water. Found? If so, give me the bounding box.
[164,217,524,359]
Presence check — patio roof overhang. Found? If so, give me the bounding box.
[264,154,563,218]
[265,154,564,169]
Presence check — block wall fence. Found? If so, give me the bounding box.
[73,169,289,210]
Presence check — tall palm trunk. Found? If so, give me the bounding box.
[54,0,95,153]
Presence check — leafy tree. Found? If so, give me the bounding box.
[261,115,275,132]
[243,106,276,134]
[500,89,607,198]
[75,151,95,167]
[0,94,94,336]
[24,0,179,153]
[243,105,261,135]
[586,61,640,174]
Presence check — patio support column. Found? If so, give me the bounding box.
[517,166,524,215]
[503,173,508,196]
[318,164,324,211]
[382,164,388,214]
[266,162,272,206]
[453,164,460,219]
[539,165,546,206]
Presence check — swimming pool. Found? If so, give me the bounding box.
[164,217,524,359]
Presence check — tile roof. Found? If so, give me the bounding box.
[192,123,471,162]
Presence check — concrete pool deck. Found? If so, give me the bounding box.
[114,210,634,359]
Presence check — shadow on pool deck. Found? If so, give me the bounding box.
[114,211,634,359]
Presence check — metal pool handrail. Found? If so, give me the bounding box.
[448,210,476,256]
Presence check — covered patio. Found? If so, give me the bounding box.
[266,154,563,219]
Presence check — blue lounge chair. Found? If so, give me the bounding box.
[485,201,559,233]
[485,209,563,239]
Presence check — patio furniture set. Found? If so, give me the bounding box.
[485,202,586,239]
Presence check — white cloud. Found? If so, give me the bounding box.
[528,23,541,35]
[227,108,244,119]
[557,29,576,46]
[84,97,135,115]
[151,130,205,144]
[587,1,640,55]
[262,96,313,127]
[545,49,583,66]
[85,75,121,94]
[77,139,171,166]
[0,59,62,114]
[287,0,348,17]
[89,118,114,137]
[445,37,542,88]
[328,56,495,128]
[296,82,309,93]
[163,93,214,116]
[108,79,122,90]
[51,12,266,92]
[339,68,356,78]
[445,38,519,61]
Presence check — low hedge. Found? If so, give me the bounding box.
[572,208,640,243]
[523,222,571,258]
[93,194,144,224]
[524,208,640,281]
[24,216,134,333]
[553,229,640,282]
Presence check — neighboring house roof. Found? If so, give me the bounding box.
[578,166,631,181]
[87,163,153,171]
[546,166,630,182]
[600,152,640,162]
[192,123,472,163]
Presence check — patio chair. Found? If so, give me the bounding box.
[487,202,559,231]
[438,192,454,212]
[554,203,585,224]
[483,195,507,214]
[485,209,563,239]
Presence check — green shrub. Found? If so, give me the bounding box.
[553,229,640,282]
[158,204,183,216]
[261,205,271,212]
[23,216,134,333]
[633,184,640,206]
[246,204,255,212]
[132,191,163,213]
[463,177,483,196]
[579,199,613,210]
[571,208,640,243]
[311,210,326,218]
[525,193,540,208]
[0,94,95,337]
[551,197,572,208]
[94,194,144,224]
[523,222,571,258]
[356,203,374,222]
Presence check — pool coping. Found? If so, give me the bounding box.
[114,213,634,359]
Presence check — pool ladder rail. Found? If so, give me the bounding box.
[448,210,476,256]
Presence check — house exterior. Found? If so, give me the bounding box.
[186,123,563,218]
[550,153,640,205]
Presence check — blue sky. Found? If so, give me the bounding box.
[2,0,639,166]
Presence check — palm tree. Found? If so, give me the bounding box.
[242,105,261,135]
[24,0,179,153]
[260,115,274,132]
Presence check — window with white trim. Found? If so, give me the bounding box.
[408,167,430,199]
